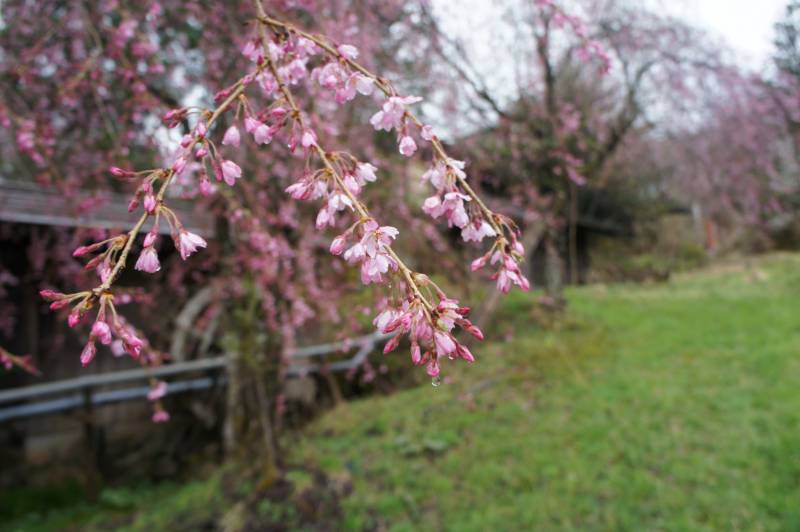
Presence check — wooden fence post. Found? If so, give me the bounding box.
[81,386,101,501]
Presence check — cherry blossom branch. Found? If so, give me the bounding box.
[256,26,433,312]
[41,4,497,384]
[253,0,481,376]
[39,73,250,407]
[257,13,502,230]
[534,0,612,74]
[255,12,530,293]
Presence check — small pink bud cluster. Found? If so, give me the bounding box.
[162,108,188,128]
[15,119,47,166]
[126,174,161,214]
[171,120,244,188]
[333,220,400,285]
[285,156,379,230]
[67,234,128,285]
[375,294,483,378]
[421,159,496,242]
[0,348,39,376]
[78,300,146,367]
[369,95,423,157]
[313,45,375,104]
[472,239,531,293]
[243,106,289,147]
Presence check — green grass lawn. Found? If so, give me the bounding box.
[5,253,800,531]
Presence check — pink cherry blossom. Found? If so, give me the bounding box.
[434,331,457,356]
[147,380,168,401]
[254,123,274,144]
[369,95,422,132]
[399,135,417,156]
[301,129,317,148]
[221,160,242,185]
[351,74,374,95]
[244,116,261,133]
[119,328,144,358]
[135,246,161,273]
[337,44,359,59]
[355,162,378,183]
[329,235,348,255]
[461,220,497,242]
[222,125,241,146]
[172,156,187,175]
[176,231,207,260]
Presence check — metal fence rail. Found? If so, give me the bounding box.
[0,332,390,423]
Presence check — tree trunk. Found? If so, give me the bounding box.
[222,280,281,484]
[544,233,565,305]
[568,181,579,285]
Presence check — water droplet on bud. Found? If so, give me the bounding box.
[431,376,442,387]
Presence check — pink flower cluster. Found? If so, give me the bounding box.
[313,53,375,103]
[471,241,530,293]
[421,159,495,241]
[256,27,530,299]
[542,0,612,75]
[375,295,482,378]
[334,220,399,285]
[369,95,423,157]
[39,290,145,366]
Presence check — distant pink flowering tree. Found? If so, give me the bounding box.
[415,0,796,289]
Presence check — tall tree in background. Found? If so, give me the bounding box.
[775,0,800,80]
[419,0,729,298]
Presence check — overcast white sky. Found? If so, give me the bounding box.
[435,0,788,69]
[669,0,787,66]
[427,0,790,134]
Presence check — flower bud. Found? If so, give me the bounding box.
[383,334,402,354]
[143,194,157,214]
[110,166,136,178]
[143,230,157,248]
[39,289,64,301]
[329,235,348,255]
[80,341,97,366]
[68,309,82,328]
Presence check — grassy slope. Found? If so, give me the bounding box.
[5,253,800,531]
[292,253,800,531]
